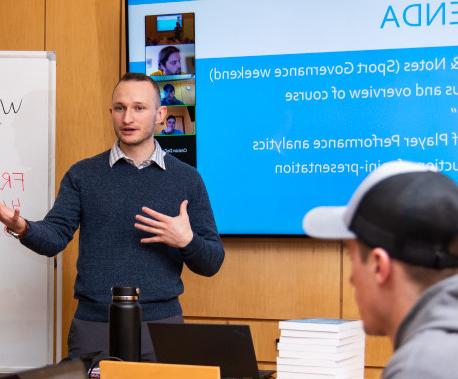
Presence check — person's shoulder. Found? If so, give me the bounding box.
[164,154,198,176]
[385,329,458,378]
[150,70,164,76]
[68,150,110,172]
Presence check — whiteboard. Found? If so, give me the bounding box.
[0,51,55,371]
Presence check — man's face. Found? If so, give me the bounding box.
[161,52,181,75]
[345,240,385,336]
[166,117,176,132]
[110,80,166,148]
[166,89,175,100]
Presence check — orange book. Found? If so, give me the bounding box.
[99,360,220,379]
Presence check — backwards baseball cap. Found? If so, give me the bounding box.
[303,161,458,269]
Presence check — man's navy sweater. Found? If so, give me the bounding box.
[21,150,224,321]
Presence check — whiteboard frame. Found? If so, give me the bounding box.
[46,51,60,364]
[0,50,58,370]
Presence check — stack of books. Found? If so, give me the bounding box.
[276,318,365,379]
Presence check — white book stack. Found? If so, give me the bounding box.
[276,318,365,379]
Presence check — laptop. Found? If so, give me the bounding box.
[148,323,275,379]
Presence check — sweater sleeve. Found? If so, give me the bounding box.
[20,169,81,257]
[179,173,224,276]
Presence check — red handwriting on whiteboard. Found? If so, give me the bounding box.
[0,172,25,192]
[1,198,21,209]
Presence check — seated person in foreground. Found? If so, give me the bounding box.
[304,160,458,379]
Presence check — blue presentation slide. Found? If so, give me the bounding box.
[127,0,458,235]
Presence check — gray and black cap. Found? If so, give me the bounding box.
[303,161,458,269]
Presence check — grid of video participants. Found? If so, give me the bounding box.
[145,13,195,131]
[145,13,196,166]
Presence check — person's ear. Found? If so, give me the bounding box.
[155,106,167,125]
[370,247,392,284]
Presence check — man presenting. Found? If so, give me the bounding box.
[303,161,458,378]
[0,73,225,361]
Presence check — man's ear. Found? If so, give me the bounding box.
[370,247,392,285]
[155,106,167,125]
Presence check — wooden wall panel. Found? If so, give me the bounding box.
[0,0,45,50]
[182,238,342,319]
[365,367,383,379]
[45,0,122,357]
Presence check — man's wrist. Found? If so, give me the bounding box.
[5,221,29,239]
[179,231,194,249]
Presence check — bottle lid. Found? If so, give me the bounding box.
[111,286,140,301]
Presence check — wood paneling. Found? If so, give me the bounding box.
[0,0,45,50]
[365,367,383,379]
[45,0,122,357]
[182,238,342,319]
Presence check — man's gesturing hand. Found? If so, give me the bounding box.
[134,200,193,248]
[0,203,27,236]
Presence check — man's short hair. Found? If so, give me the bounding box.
[163,83,175,93]
[304,161,458,270]
[158,46,180,68]
[114,72,161,106]
[167,115,176,121]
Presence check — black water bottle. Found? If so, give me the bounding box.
[109,286,142,361]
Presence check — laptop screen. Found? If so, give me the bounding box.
[148,323,261,379]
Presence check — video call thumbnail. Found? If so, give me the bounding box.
[146,44,195,79]
[159,80,195,106]
[145,12,196,167]
[154,106,195,136]
[146,13,194,46]
[145,13,195,80]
